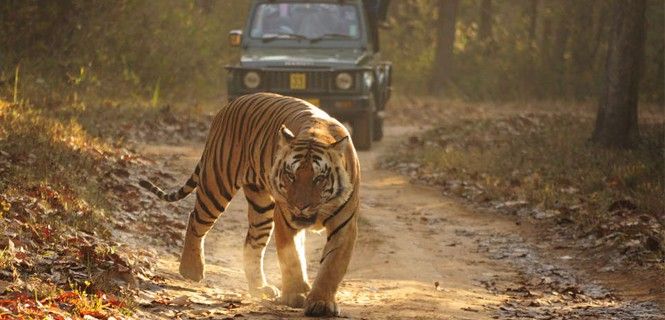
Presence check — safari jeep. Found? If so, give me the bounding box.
[225,0,392,150]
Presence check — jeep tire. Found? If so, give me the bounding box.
[352,111,373,151]
[373,113,383,141]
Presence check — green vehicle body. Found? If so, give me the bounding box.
[225,0,392,150]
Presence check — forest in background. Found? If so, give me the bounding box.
[1,0,663,104]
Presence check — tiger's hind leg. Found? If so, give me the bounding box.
[180,186,234,281]
[243,185,279,299]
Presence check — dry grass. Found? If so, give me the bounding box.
[0,100,112,236]
[0,90,210,239]
[0,97,202,191]
[420,115,661,221]
[0,96,203,317]
[382,97,664,255]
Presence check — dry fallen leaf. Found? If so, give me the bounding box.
[0,280,12,294]
[169,295,192,306]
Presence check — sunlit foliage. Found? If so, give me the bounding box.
[1,0,662,103]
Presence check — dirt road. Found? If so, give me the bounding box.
[134,124,663,319]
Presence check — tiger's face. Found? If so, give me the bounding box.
[270,125,352,228]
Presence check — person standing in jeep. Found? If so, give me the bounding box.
[364,0,391,49]
[225,0,392,150]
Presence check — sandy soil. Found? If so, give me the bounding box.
[132,124,663,319]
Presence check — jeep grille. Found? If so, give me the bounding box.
[263,70,330,92]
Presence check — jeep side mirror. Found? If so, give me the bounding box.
[229,30,242,47]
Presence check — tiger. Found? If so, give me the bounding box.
[139,92,360,317]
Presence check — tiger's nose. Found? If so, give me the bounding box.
[296,204,310,212]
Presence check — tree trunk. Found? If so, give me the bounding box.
[570,1,594,70]
[550,1,572,72]
[589,2,610,66]
[478,0,492,42]
[429,0,459,94]
[527,0,539,43]
[592,0,646,148]
[540,15,552,59]
[195,0,214,14]
[569,0,595,98]
[656,44,665,105]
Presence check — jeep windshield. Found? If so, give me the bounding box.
[249,3,362,42]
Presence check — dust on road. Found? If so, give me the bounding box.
[133,125,663,319]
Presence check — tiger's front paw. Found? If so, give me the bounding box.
[304,298,339,317]
[281,292,307,308]
[179,249,204,281]
[249,284,280,299]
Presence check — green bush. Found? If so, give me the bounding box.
[0,1,249,102]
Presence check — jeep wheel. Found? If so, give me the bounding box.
[373,114,383,141]
[352,111,373,151]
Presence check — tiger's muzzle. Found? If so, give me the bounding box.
[290,207,318,227]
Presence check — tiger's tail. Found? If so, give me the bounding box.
[139,164,200,202]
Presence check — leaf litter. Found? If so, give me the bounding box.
[0,100,225,319]
[380,99,664,319]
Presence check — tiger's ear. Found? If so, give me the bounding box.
[279,125,295,146]
[329,136,349,151]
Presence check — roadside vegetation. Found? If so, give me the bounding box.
[0,99,132,318]
[381,97,664,268]
[0,2,249,102]
[0,94,210,318]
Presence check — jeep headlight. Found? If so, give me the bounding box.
[335,72,353,90]
[363,71,374,88]
[243,71,261,89]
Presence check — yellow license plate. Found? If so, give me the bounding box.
[304,98,320,106]
[290,73,307,90]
